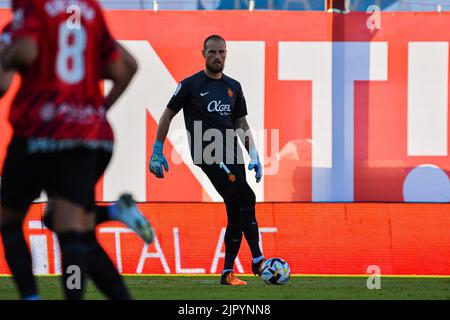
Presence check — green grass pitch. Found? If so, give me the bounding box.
[1,275,450,300]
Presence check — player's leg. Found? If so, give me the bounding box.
[49,147,133,300]
[51,199,132,299]
[42,149,153,244]
[98,194,154,244]
[66,203,132,300]
[45,202,154,246]
[200,164,247,285]
[83,151,132,300]
[0,206,39,300]
[44,199,108,228]
[90,150,153,244]
[0,137,42,300]
[47,148,101,300]
[79,204,132,300]
[44,196,152,239]
[220,201,249,285]
[85,229,132,300]
[230,165,265,275]
[223,201,243,273]
[50,196,91,300]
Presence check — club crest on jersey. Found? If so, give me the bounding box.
[228,88,233,97]
[207,100,231,116]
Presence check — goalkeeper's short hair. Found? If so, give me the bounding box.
[203,34,226,51]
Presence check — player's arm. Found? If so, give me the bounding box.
[0,58,14,97]
[149,81,186,178]
[233,83,262,183]
[2,3,40,73]
[235,116,263,183]
[235,116,257,152]
[155,107,177,143]
[0,36,14,97]
[102,42,138,110]
[148,107,177,178]
[0,37,38,72]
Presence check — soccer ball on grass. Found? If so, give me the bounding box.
[260,257,290,285]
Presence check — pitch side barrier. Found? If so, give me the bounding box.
[0,203,449,276]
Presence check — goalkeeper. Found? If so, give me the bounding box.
[149,35,265,286]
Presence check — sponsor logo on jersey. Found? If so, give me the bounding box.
[207,100,231,116]
[27,138,113,153]
[40,103,56,122]
[39,102,107,124]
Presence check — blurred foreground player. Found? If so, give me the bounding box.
[0,0,143,300]
[42,42,154,245]
[0,21,153,247]
[0,7,156,245]
[149,35,265,285]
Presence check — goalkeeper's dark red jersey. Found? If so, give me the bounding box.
[7,0,120,150]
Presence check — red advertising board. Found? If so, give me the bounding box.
[1,203,450,275]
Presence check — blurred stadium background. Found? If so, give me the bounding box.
[0,0,450,11]
[0,0,449,288]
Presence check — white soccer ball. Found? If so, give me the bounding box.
[260,257,290,285]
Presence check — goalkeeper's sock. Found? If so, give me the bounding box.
[223,225,243,271]
[252,255,265,264]
[222,269,234,275]
[57,232,89,300]
[0,223,38,299]
[86,232,132,300]
[240,207,263,259]
[242,224,263,258]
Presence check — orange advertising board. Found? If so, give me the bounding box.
[1,203,449,275]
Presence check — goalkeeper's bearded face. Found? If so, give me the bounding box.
[203,38,226,74]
